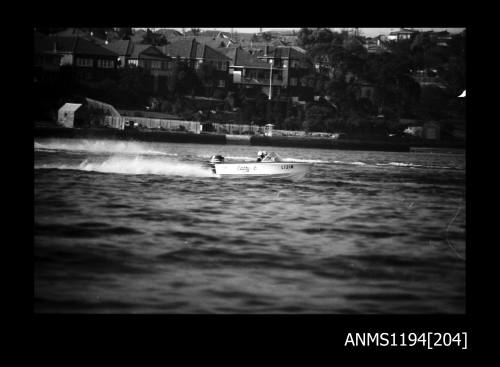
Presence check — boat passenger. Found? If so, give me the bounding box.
[256,151,267,162]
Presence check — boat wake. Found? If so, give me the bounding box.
[35,156,214,177]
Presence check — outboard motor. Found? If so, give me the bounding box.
[208,155,224,174]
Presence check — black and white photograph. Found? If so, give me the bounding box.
[34,27,466,316]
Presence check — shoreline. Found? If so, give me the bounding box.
[34,126,465,153]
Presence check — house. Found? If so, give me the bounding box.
[45,35,118,71]
[363,36,390,54]
[161,39,231,89]
[103,40,172,74]
[218,46,312,101]
[217,47,274,97]
[104,40,173,92]
[127,44,172,76]
[411,69,447,89]
[387,28,419,42]
[256,46,313,99]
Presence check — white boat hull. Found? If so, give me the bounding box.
[213,162,311,178]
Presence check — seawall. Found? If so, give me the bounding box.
[34,127,227,144]
[34,126,415,152]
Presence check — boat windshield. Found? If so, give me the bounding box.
[261,152,282,162]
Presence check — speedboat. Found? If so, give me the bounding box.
[207,152,312,178]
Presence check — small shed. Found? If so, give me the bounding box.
[58,103,85,128]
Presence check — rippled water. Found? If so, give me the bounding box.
[34,138,466,313]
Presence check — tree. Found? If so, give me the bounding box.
[142,28,168,46]
[272,101,285,128]
[118,27,133,40]
[305,103,336,132]
[415,85,451,120]
[167,58,198,97]
[196,62,216,96]
[297,28,313,47]
[261,32,272,42]
[190,28,201,36]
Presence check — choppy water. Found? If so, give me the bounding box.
[34,138,466,313]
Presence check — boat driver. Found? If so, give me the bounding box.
[256,151,267,162]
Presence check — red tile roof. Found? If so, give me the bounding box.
[48,36,118,57]
[216,47,238,63]
[103,40,133,56]
[156,29,183,38]
[163,38,197,59]
[129,44,169,59]
[233,48,271,69]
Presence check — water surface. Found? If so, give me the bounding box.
[34,138,466,313]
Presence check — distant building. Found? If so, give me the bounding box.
[58,98,122,128]
[387,28,419,42]
[256,46,312,99]
[425,30,453,46]
[103,40,172,74]
[58,103,84,128]
[363,36,390,54]
[44,35,118,70]
[217,46,313,101]
[411,68,447,89]
[161,39,231,90]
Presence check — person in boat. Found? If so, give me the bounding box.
[256,151,267,162]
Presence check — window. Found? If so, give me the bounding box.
[221,62,227,71]
[151,61,161,69]
[290,77,298,86]
[76,58,93,67]
[97,59,114,69]
[218,80,226,88]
